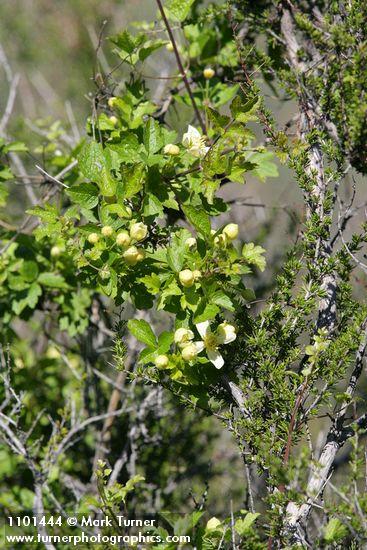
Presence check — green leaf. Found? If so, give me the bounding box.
[0,183,8,207]
[234,512,260,535]
[230,96,259,122]
[27,204,58,223]
[182,205,211,237]
[248,151,279,182]
[66,183,99,209]
[20,261,39,282]
[324,518,348,543]
[107,134,141,164]
[165,0,194,22]
[143,118,164,155]
[78,141,116,197]
[127,319,157,347]
[38,272,68,288]
[109,30,137,54]
[139,274,161,294]
[211,291,235,312]
[157,331,174,353]
[242,243,266,271]
[4,141,28,153]
[122,163,145,198]
[194,302,219,323]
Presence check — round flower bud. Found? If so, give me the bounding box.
[193,270,202,280]
[206,517,222,531]
[164,143,180,156]
[109,115,118,126]
[116,231,131,247]
[179,269,195,288]
[50,245,61,258]
[203,67,215,79]
[108,97,117,109]
[181,343,198,362]
[123,246,140,266]
[130,222,148,242]
[101,225,114,237]
[166,42,174,52]
[88,233,100,245]
[223,223,239,240]
[174,327,194,347]
[154,354,169,368]
[185,237,197,248]
[136,248,145,262]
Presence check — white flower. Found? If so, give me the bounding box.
[193,320,237,369]
[182,125,209,158]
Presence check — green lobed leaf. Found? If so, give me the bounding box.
[66,183,99,209]
[181,205,211,237]
[165,0,194,22]
[127,319,157,347]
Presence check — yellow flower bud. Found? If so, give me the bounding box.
[179,269,195,288]
[123,246,139,266]
[154,354,169,368]
[164,143,180,156]
[193,270,202,280]
[136,248,145,262]
[101,225,114,237]
[181,343,198,362]
[185,237,197,248]
[223,223,239,240]
[206,517,222,531]
[116,231,131,247]
[130,222,148,241]
[50,245,61,257]
[166,42,174,52]
[109,115,118,126]
[88,233,100,244]
[203,67,215,79]
[108,97,117,109]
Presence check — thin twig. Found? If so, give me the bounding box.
[155,0,206,134]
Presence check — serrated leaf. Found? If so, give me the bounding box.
[234,512,260,535]
[324,518,347,543]
[127,319,157,347]
[248,151,278,181]
[144,118,164,155]
[182,205,211,237]
[242,243,266,271]
[78,141,116,197]
[194,302,219,323]
[121,163,145,198]
[27,204,58,223]
[67,183,99,209]
[38,272,68,288]
[165,0,194,22]
[211,291,235,312]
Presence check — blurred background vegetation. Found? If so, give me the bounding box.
[2,0,366,533]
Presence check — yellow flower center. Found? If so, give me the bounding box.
[204,333,219,351]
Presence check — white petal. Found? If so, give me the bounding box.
[187,125,201,139]
[217,324,237,344]
[196,320,210,338]
[207,349,224,369]
[193,341,205,353]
